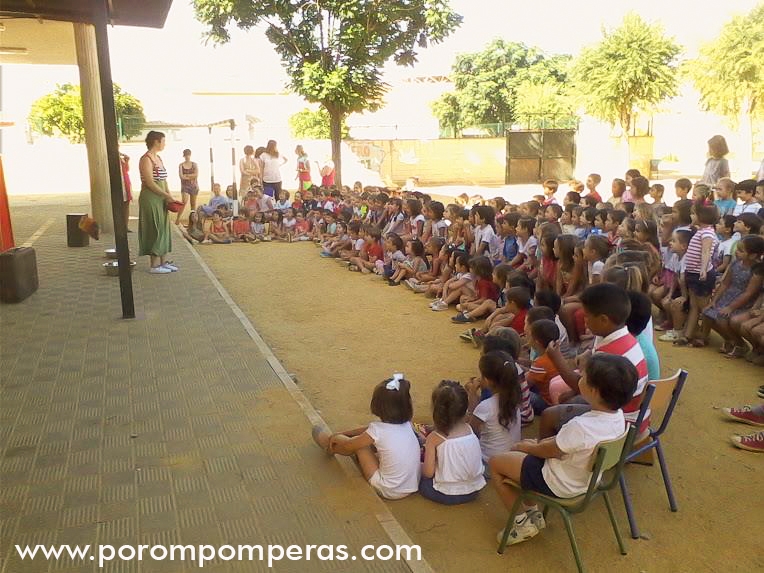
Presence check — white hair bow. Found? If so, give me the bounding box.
[386,373,404,391]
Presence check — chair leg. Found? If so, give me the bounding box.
[559,509,585,573]
[497,497,524,554]
[604,492,628,555]
[619,474,641,539]
[655,439,678,512]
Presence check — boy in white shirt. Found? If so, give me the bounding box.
[488,354,637,546]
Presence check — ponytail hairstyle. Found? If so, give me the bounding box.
[478,351,521,429]
[431,380,469,435]
[603,262,648,293]
[555,234,577,272]
[370,374,413,424]
[635,220,660,252]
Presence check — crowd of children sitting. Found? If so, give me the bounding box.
[308,169,764,547]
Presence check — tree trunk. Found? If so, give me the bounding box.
[328,106,344,189]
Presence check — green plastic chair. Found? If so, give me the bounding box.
[497,425,638,573]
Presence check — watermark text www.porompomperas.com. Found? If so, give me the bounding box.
[16,543,422,568]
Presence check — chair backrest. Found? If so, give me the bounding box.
[632,383,656,435]
[579,425,637,499]
[648,369,687,437]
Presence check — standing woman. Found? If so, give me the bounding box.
[700,135,731,186]
[260,140,287,197]
[295,145,312,191]
[320,156,336,188]
[239,145,261,197]
[119,150,132,231]
[139,131,176,274]
[177,149,199,225]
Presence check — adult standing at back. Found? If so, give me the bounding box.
[700,135,730,186]
[295,145,312,191]
[239,145,261,196]
[261,140,287,197]
[320,156,336,188]
[139,131,176,274]
[177,149,199,225]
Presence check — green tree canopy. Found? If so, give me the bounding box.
[29,83,145,143]
[572,13,681,135]
[432,39,574,136]
[194,0,462,186]
[289,108,348,140]
[688,4,764,123]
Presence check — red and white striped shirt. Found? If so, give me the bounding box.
[683,226,718,274]
[593,326,649,425]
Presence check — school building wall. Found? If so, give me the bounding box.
[348,139,507,187]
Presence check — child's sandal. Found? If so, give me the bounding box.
[690,339,708,348]
[673,337,690,347]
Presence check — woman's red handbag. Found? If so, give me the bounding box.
[166,201,185,213]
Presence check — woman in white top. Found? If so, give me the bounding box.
[420,381,486,505]
[312,374,420,500]
[467,351,523,467]
[260,140,288,198]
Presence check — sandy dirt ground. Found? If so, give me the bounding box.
[196,241,762,573]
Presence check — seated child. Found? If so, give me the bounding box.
[489,354,638,546]
[268,210,283,241]
[339,222,365,261]
[450,256,498,322]
[539,283,648,438]
[293,211,311,240]
[199,183,231,217]
[702,235,764,356]
[467,286,531,339]
[452,261,509,324]
[180,211,204,244]
[248,212,268,242]
[625,290,661,381]
[202,211,232,244]
[419,381,486,505]
[320,222,350,257]
[465,351,523,468]
[429,253,474,311]
[525,319,561,413]
[349,227,384,273]
[281,207,297,241]
[312,375,420,500]
[375,233,406,278]
[389,239,428,286]
[481,329,534,424]
[405,238,448,291]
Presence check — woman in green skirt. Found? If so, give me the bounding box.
[138,131,176,274]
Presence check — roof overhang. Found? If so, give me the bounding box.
[0,1,173,28]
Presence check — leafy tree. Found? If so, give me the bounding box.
[688,5,764,129]
[514,81,577,129]
[28,83,145,143]
[432,40,573,135]
[289,108,348,140]
[572,13,681,136]
[194,0,462,187]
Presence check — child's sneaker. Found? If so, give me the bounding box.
[731,431,764,453]
[459,329,474,342]
[348,264,360,272]
[451,312,474,324]
[496,514,539,546]
[722,406,764,427]
[320,252,333,258]
[527,509,546,531]
[411,284,428,293]
[758,385,764,399]
[471,328,486,348]
[404,279,416,290]
[658,330,679,342]
[654,321,672,332]
[431,300,449,311]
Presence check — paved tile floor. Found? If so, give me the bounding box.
[1,203,407,573]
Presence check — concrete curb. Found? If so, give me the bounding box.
[177,231,435,573]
